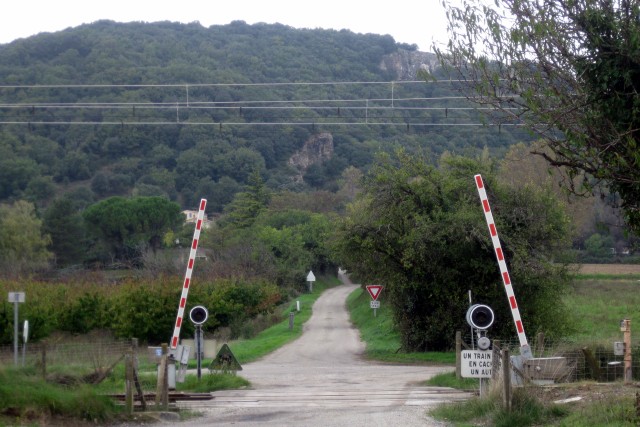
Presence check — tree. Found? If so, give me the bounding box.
[333,151,572,351]
[438,0,640,233]
[42,197,88,266]
[0,200,52,275]
[222,170,270,229]
[83,196,183,263]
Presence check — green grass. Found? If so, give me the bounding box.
[571,273,640,281]
[425,371,478,390]
[563,279,640,342]
[0,366,120,425]
[425,276,640,427]
[222,276,341,364]
[346,287,455,364]
[554,395,638,426]
[176,373,249,393]
[429,388,568,427]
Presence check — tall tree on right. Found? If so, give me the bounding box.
[437,0,640,232]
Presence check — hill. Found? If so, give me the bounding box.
[0,20,530,212]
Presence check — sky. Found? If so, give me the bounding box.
[0,0,451,51]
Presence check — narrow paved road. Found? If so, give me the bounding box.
[178,278,470,426]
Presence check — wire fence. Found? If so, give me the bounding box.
[3,333,639,392]
[463,333,640,383]
[0,337,160,396]
[0,335,226,413]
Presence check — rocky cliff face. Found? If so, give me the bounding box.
[379,49,439,80]
[288,132,334,182]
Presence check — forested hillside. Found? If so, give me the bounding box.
[0,21,632,347]
[0,20,529,212]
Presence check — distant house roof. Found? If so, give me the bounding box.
[182,210,212,228]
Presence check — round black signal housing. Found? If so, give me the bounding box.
[189,305,209,325]
[466,304,494,330]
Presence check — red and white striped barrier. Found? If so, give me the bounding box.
[170,198,207,349]
[474,175,532,358]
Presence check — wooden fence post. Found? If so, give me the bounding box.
[491,340,501,381]
[155,343,169,410]
[455,331,462,379]
[125,349,134,414]
[502,348,511,412]
[582,347,601,381]
[535,332,545,358]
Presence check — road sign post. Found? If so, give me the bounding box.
[8,292,25,366]
[189,305,208,380]
[22,320,29,367]
[306,270,316,293]
[366,285,383,317]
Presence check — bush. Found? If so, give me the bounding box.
[0,277,283,345]
[334,153,573,351]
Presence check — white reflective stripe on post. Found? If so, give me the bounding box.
[474,175,529,349]
[171,199,207,349]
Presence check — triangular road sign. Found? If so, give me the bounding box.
[209,343,243,372]
[366,285,384,301]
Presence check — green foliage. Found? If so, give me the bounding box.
[0,367,118,423]
[0,277,283,345]
[59,292,108,334]
[82,196,183,263]
[0,200,52,276]
[347,287,456,364]
[0,20,533,219]
[222,170,270,229]
[107,280,178,342]
[334,151,572,351]
[583,233,615,258]
[42,197,88,267]
[439,0,640,234]
[210,205,337,288]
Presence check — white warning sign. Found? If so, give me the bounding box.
[461,350,492,378]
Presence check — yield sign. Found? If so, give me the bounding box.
[366,285,383,301]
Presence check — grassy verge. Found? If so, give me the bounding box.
[427,275,640,427]
[223,276,341,364]
[0,366,121,425]
[425,371,478,390]
[346,287,455,364]
[176,373,249,392]
[429,387,569,427]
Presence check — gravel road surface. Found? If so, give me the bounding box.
[177,277,470,426]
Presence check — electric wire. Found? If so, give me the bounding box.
[0,80,526,128]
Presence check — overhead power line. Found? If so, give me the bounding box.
[0,80,526,128]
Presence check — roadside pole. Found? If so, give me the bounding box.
[621,319,632,383]
[8,292,25,366]
[306,270,316,293]
[366,285,383,317]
